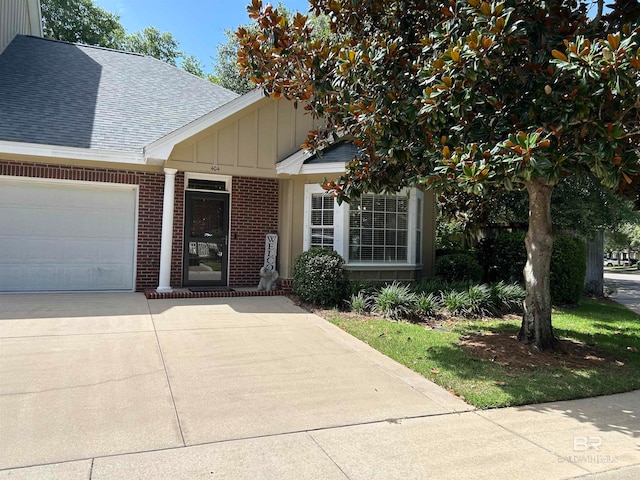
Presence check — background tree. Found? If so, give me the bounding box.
[214,30,256,94]
[438,174,638,239]
[180,54,207,78]
[605,222,640,254]
[239,0,640,350]
[41,0,201,74]
[123,26,182,66]
[41,0,125,49]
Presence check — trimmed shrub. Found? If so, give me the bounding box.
[349,279,381,296]
[476,231,526,283]
[412,278,449,295]
[477,232,586,305]
[434,253,483,282]
[293,248,350,307]
[550,236,586,305]
[372,282,417,320]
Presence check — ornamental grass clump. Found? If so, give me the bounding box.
[415,292,443,318]
[347,291,373,314]
[441,290,474,318]
[465,283,494,317]
[372,281,417,320]
[490,281,525,315]
[292,248,349,307]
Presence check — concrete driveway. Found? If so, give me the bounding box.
[1,294,639,479]
[0,294,468,472]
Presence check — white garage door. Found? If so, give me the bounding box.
[0,177,137,292]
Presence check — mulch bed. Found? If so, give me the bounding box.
[288,294,626,370]
[459,332,626,369]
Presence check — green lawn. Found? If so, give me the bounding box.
[329,299,640,409]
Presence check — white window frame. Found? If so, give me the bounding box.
[184,172,232,193]
[303,184,346,251]
[303,185,423,269]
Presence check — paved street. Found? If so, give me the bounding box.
[604,269,640,314]
[0,293,638,479]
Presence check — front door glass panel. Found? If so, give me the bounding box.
[184,193,228,285]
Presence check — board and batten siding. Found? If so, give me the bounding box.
[0,0,42,54]
[166,97,318,178]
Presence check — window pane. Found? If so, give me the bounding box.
[347,193,410,263]
[373,212,385,229]
[362,229,373,245]
[311,228,333,248]
[350,211,361,228]
[386,213,396,229]
[309,193,334,250]
[362,211,373,227]
[397,213,407,229]
[397,230,407,246]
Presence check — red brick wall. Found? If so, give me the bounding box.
[229,176,279,287]
[171,172,184,287]
[0,160,165,291]
[1,161,281,290]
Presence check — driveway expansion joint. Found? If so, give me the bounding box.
[147,298,187,448]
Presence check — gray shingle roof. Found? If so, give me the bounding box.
[0,35,239,153]
[303,141,363,165]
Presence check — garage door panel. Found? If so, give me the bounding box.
[63,239,133,264]
[92,265,135,289]
[0,267,25,289]
[60,266,92,289]
[26,266,58,290]
[0,178,137,292]
[28,238,64,263]
[0,239,24,263]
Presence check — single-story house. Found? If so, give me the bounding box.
[0,8,436,294]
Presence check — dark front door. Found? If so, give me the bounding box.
[183,191,229,286]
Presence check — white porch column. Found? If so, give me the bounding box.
[157,168,178,292]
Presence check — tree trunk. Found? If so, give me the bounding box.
[518,179,557,350]
[584,231,604,296]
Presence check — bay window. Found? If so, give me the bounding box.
[304,184,423,267]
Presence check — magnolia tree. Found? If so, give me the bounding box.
[238,0,640,350]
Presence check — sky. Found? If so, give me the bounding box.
[95,0,311,72]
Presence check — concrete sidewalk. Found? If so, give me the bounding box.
[0,294,638,479]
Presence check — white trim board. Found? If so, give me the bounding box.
[0,140,144,164]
